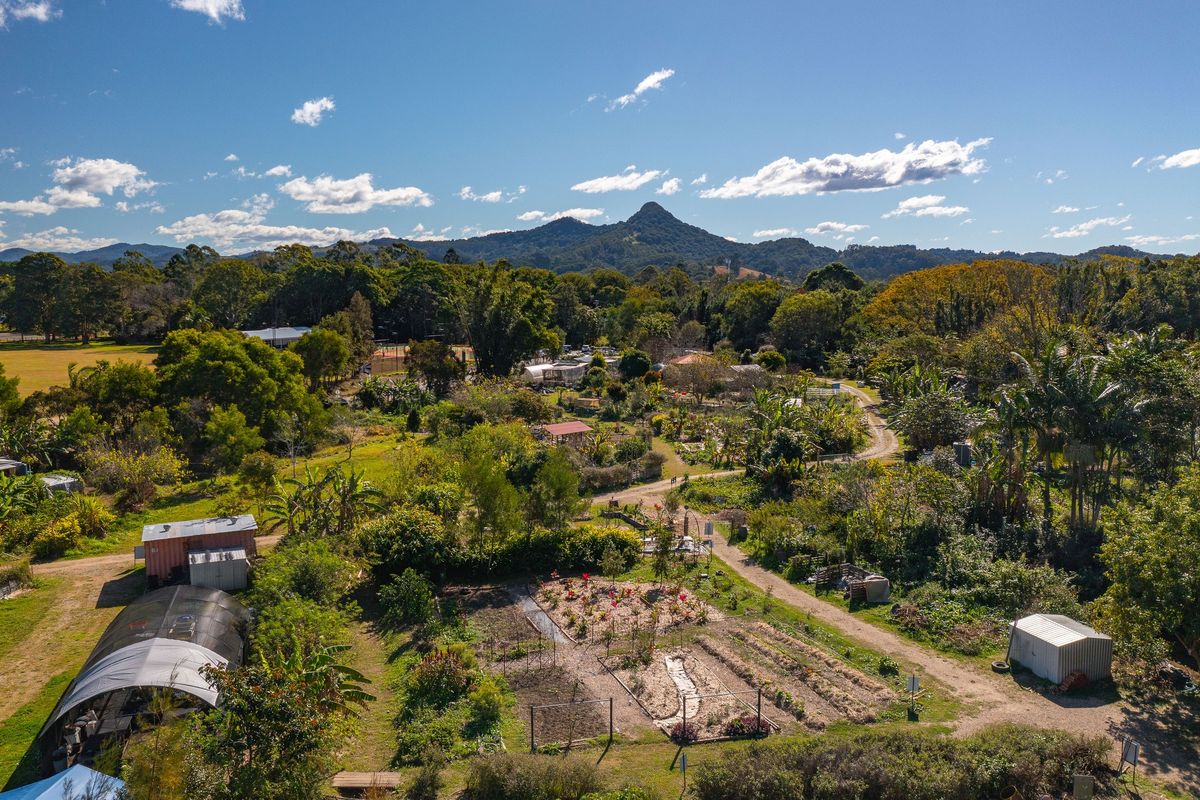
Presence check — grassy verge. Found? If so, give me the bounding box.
[0,671,73,789]
[0,578,58,661]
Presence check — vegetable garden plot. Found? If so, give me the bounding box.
[507,665,610,748]
[536,576,721,641]
[695,621,894,729]
[607,648,763,741]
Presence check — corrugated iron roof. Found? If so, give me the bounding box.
[142,514,257,543]
[188,547,249,565]
[1013,613,1110,646]
[542,420,593,436]
[241,326,311,343]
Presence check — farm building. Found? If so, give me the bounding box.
[0,458,29,476]
[1008,613,1113,684]
[0,764,124,800]
[37,585,248,775]
[139,515,257,589]
[39,474,83,494]
[521,360,588,385]
[240,325,312,347]
[538,420,594,446]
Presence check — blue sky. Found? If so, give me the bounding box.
[1,0,1198,255]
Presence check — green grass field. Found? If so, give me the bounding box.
[0,341,158,396]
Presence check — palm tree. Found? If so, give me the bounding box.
[1011,343,1070,536]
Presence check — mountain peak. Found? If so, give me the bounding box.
[628,201,678,225]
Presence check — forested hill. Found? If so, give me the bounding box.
[0,202,1175,280]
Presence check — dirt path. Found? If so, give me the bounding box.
[611,388,1199,797]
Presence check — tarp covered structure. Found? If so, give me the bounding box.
[38,585,249,741]
[0,765,123,800]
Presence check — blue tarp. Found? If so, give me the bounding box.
[0,765,123,800]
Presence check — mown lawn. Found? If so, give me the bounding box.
[0,341,158,396]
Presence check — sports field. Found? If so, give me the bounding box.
[0,341,158,395]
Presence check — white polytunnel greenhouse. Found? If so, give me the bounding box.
[35,585,248,776]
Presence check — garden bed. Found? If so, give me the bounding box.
[536,576,721,642]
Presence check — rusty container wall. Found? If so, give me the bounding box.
[144,530,258,582]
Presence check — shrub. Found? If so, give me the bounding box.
[32,516,81,559]
[580,464,633,492]
[238,450,278,491]
[668,720,698,744]
[409,645,475,707]
[82,445,185,511]
[251,540,357,607]
[877,656,900,677]
[469,675,505,725]
[614,436,649,464]
[406,746,447,800]
[464,753,602,800]
[380,568,435,627]
[0,557,33,591]
[690,724,1110,800]
[65,495,115,539]
[250,597,351,657]
[720,713,769,738]
[358,506,459,578]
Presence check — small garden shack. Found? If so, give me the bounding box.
[1008,613,1113,684]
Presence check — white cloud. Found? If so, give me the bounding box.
[867,235,880,243]
[690,173,707,185]
[804,221,868,236]
[1038,169,1069,185]
[291,96,335,127]
[608,68,675,110]
[115,200,165,214]
[53,157,156,198]
[0,198,56,215]
[232,165,257,178]
[894,132,906,140]
[0,1,60,26]
[572,166,663,193]
[278,173,432,213]
[1130,156,1145,169]
[264,164,292,177]
[0,148,15,162]
[0,156,154,215]
[407,223,445,242]
[882,194,968,218]
[1052,205,1079,214]
[517,208,603,223]
[701,138,990,199]
[458,186,519,203]
[168,0,244,23]
[1045,214,1132,239]
[44,187,101,208]
[1123,233,1199,248]
[752,228,797,238]
[460,225,511,237]
[656,177,681,196]
[1160,147,1200,169]
[155,194,394,249]
[2,226,116,252]
[224,153,239,162]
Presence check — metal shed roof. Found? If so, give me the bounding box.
[241,326,311,343]
[188,547,248,565]
[542,420,593,436]
[1012,614,1110,647]
[142,514,257,543]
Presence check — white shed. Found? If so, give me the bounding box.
[188,546,249,591]
[1008,614,1113,684]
